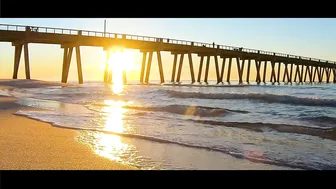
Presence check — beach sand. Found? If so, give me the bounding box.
[0,80,136,170]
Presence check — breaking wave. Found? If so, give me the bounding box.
[299,116,336,128]
[166,90,336,107]
[92,104,248,117]
[186,119,336,141]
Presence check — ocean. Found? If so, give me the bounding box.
[2,80,336,170]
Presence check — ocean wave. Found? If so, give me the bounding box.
[12,112,330,170]
[299,116,336,128]
[187,119,336,141]
[125,105,231,117]
[166,90,336,107]
[90,104,248,117]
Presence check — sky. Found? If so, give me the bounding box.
[0,18,336,82]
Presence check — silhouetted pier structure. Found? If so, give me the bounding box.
[1,24,336,85]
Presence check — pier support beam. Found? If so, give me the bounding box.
[140,52,147,83]
[236,57,245,84]
[315,66,321,83]
[326,68,331,83]
[246,59,251,83]
[263,61,267,83]
[304,65,308,82]
[282,64,287,82]
[171,54,178,82]
[283,63,290,83]
[61,46,74,83]
[23,43,31,79]
[61,45,83,84]
[226,57,232,83]
[220,57,226,83]
[176,53,184,83]
[294,64,301,83]
[312,67,316,82]
[294,65,297,82]
[75,46,83,84]
[204,55,210,83]
[270,60,276,84]
[255,59,261,83]
[333,68,336,83]
[289,63,294,83]
[62,47,69,83]
[313,66,317,82]
[317,67,322,83]
[145,51,153,83]
[188,53,195,83]
[107,54,113,84]
[197,55,204,82]
[277,62,281,84]
[214,56,220,84]
[104,50,111,83]
[308,66,313,83]
[12,43,23,79]
[320,67,325,83]
[299,64,304,83]
[325,68,330,83]
[157,51,165,84]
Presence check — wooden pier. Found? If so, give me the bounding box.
[1,24,335,85]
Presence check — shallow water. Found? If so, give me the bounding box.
[3,80,336,170]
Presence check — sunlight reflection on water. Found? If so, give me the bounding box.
[76,97,159,169]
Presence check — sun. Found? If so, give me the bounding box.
[108,49,138,72]
[101,48,139,93]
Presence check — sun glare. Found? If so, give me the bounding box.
[108,49,138,72]
[101,49,139,94]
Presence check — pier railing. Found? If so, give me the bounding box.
[0,23,335,65]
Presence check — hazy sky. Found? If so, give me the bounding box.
[0,18,335,82]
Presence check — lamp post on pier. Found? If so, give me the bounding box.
[104,19,106,37]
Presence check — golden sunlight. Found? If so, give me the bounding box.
[108,49,138,72]
[100,49,139,94]
[102,100,127,133]
[94,133,129,162]
[93,100,129,162]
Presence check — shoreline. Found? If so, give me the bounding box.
[0,80,137,170]
[0,79,298,170]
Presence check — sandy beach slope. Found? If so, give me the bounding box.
[0,79,136,170]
